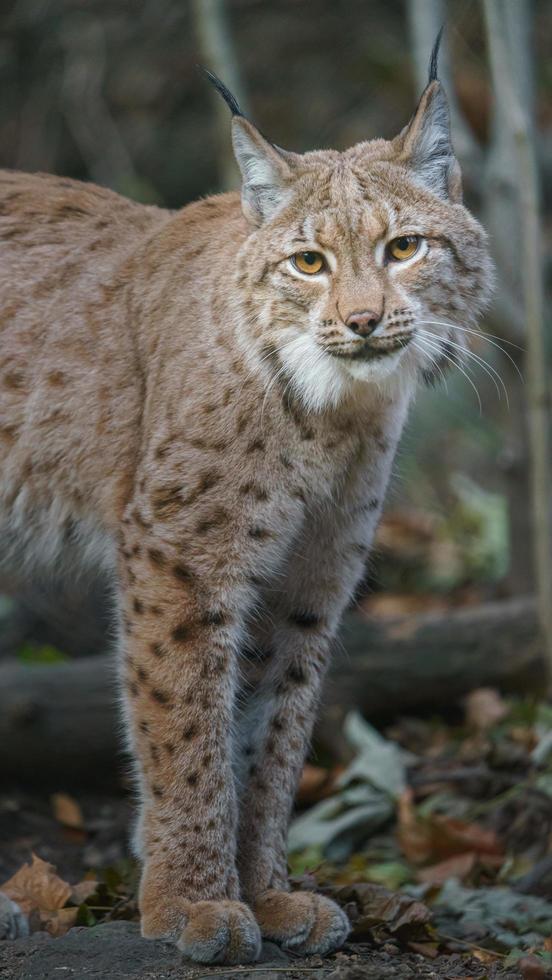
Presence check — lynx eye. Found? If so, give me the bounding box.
[387,235,420,262]
[292,251,325,275]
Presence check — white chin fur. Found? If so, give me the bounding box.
[278,332,408,412]
[278,332,350,412]
[343,348,405,382]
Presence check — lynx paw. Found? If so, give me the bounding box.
[0,893,29,940]
[253,890,350,956]
[142,899,261,964]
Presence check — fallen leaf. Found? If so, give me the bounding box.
[297,765,341,805]
[333,882,431,942]
[288,784,393,860]
[397,791,503,865]
[430,815,503,860]
[71,880,99,905]
[465,689,509,732]
[472,948,501,964]
[407,940,439,957]
[1,854,72,917]
[39,906,78,937]
[364,860,413,891]
[518,955,547,980]
[397,790,434,864]
[51,793,84,830]
[417,852,477,886]
[433,880,552,952]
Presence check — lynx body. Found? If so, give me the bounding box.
[0,60,491,962]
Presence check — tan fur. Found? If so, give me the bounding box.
[0,76,492,963]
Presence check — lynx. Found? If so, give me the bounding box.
[0,41,491,963]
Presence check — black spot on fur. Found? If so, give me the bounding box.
[286,663,307,684]
[172,623,192,643]
[196,508,229,534]
[248,526,273,540]
[148,548,166,567]
[289,611,322,629]
[150,688,170,705]
[247,437,265,453]
[173,562,195,583]
[202,609,229,627]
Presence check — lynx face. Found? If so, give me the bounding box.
[229,82,493,410]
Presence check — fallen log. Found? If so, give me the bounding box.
[319,595,544,758]
[0,597,543,783]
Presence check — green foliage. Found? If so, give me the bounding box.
[17,643,68,665]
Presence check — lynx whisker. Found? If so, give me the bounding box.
[418,327,509,407]
[416,332,483,414]
[410,338,450,393]
[419,318,524,382]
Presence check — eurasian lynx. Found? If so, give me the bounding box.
[0,44,491,963]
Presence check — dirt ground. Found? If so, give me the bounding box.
[0,920,533,980]
[0,788,550,980]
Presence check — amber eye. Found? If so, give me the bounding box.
[387,235,420,262]
[292,251,325,275]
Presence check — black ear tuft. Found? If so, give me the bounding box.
[428,26,445,84]
[198,65,243,117]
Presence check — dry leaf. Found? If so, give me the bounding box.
[333,882,431,941]
[464,688,509,732]
[430,815,503,859]
[397,791,503,866]
[417,852,477,886]
[1,854,72,917]
[407,940,439,958]
[40,906,78,937]
[518,955,547,980]
[397,790,434,864]
[297,765,341,805]
[71,880,99,904]
[472,948,501,964]
[51,793,84,830]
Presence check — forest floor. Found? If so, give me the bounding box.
[1,688,551,980]
[1,508,551,978]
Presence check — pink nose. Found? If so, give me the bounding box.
[345,310,382,337]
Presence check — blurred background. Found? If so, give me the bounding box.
[1,4,552,966]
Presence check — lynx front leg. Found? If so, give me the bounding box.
[236,616,350,955]
[119,518,260,964]
[236,506,377,955]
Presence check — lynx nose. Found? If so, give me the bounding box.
[345,311,382,337]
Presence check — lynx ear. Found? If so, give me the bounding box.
[231,116,293,224]
[200,66,292,225]
[396,32,462,201]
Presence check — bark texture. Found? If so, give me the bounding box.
[0,597,543,783]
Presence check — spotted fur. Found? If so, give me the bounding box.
[0,65,491,963]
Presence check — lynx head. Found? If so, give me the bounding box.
[206,36,493,411]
